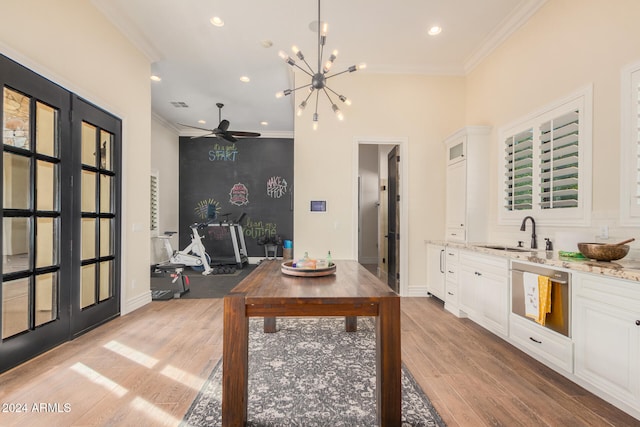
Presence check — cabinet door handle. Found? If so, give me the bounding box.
[439,249,444,274]
[636,320,640,326]
[529,337,542,344]
[448,270,454,274]
[447,291,454,295]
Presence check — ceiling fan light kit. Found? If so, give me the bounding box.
[276,0,365,130]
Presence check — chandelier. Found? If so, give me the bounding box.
[275,0,365,130]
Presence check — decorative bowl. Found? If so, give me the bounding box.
[280,261,336,277]
[577,243,630,262]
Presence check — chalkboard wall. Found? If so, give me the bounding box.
[178,136,293,260]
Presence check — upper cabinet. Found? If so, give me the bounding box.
[444,126,491,243]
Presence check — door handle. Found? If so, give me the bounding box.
[529,337,542,344]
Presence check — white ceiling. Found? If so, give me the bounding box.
[92,0,545,137]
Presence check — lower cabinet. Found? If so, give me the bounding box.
[573,272,640,415]
[509,314,573,373]
[426,244,445,300]
[458,250,509,337]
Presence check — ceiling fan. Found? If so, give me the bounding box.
[179,103,261,142]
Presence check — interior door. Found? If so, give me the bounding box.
[387,146,400,293]
[0,56,72,370]
[70,96,121,337]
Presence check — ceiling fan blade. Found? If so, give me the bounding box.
[189,132,215,139]
[178,123,214,133]
[228,130,261,137]
[218,119,230,132]
[220,133,238,142]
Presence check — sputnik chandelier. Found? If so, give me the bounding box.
[275,0,365,130]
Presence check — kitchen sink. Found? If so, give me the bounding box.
[477,245,532,253]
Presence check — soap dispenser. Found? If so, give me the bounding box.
[544,238,553,251]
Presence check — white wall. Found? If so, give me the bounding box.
[0,0,153,313]
[465,0,640,248]
[150,116,180,264]
[293,72,465,290]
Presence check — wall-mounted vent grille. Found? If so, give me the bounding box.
[170,101,189,108]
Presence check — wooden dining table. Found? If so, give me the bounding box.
[222,259,402,426]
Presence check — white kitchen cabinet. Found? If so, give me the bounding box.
[426,244,445,300]
[573,272,640,415]
[458,250,509,337]
[509,313,573,373]
[443,126,491,243]
[443,248,462,316]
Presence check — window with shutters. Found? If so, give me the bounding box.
[150,171,159,235]
[621,61,640,224]
[499,86,592,226]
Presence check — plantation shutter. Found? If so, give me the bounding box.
[634,74,640,207]
[539,110,580,209]
[504,128,534,211]
[150,172,159,233]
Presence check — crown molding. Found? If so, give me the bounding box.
[464,0,548,74]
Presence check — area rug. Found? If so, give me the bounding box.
[182,317,446,426]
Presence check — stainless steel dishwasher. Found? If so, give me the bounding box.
[511,261,571,337]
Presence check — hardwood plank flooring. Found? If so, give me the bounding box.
[0,296,637,426]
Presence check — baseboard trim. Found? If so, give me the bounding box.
[122,291,152,315]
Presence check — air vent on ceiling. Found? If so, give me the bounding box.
[170,101,189,108]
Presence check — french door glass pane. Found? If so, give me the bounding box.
[3,152,31,209]
[100,174,111,213]
[36,160,57,211]
[36,217,57,268]
[81,218,96,260]
[34,272,57,326]
[81,122,97,166]
[35,101,57,157]
[100,218,111,257]
[2,217,30,274]
[99,261,111,301]
[100,130,112,171]
[2,277,29,339]
[3,87,30,149]
[80,264,95,309]
[81,170,96,212]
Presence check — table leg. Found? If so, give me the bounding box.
[345,316,357,332]
[222,293,249,427]
[376,296,402,426]
[264,317,276,333]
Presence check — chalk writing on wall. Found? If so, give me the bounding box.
[266,176,288,199]
[194,198,220,220]
[229,183,249,206]
[244,217,277,240]
[208,142,238,162]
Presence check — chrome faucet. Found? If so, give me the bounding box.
[520,216,537,249]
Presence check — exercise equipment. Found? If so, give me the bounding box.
[157,222,213,275]
[151,264,190,300]
[207,212,248,269]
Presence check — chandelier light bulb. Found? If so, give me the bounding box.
[276,89,292,98]
[297,101,307,116]
[332,104,344,121]
[357,63,367,70]
[339,95,352,106]
[312,113,319,130]
[292,45,305,60]
[278,50,287,60]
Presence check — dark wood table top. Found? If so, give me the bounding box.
[230,260,397,305]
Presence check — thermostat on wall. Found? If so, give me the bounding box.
[310,200,327,212]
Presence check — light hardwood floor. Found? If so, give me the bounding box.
[0,296,637,426]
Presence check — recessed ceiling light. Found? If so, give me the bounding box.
[240,76,250,83]
[210,16,224,27]
[260,121,269,126]
[150,75,162,82]
[261,40,273,48]
[428,26,442,36]
[198,120,206,124]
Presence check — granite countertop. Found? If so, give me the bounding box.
[428,240,640,283]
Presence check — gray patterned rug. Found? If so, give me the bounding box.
[182,317,446,426]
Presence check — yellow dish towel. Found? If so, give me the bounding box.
[536,275,552,326]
